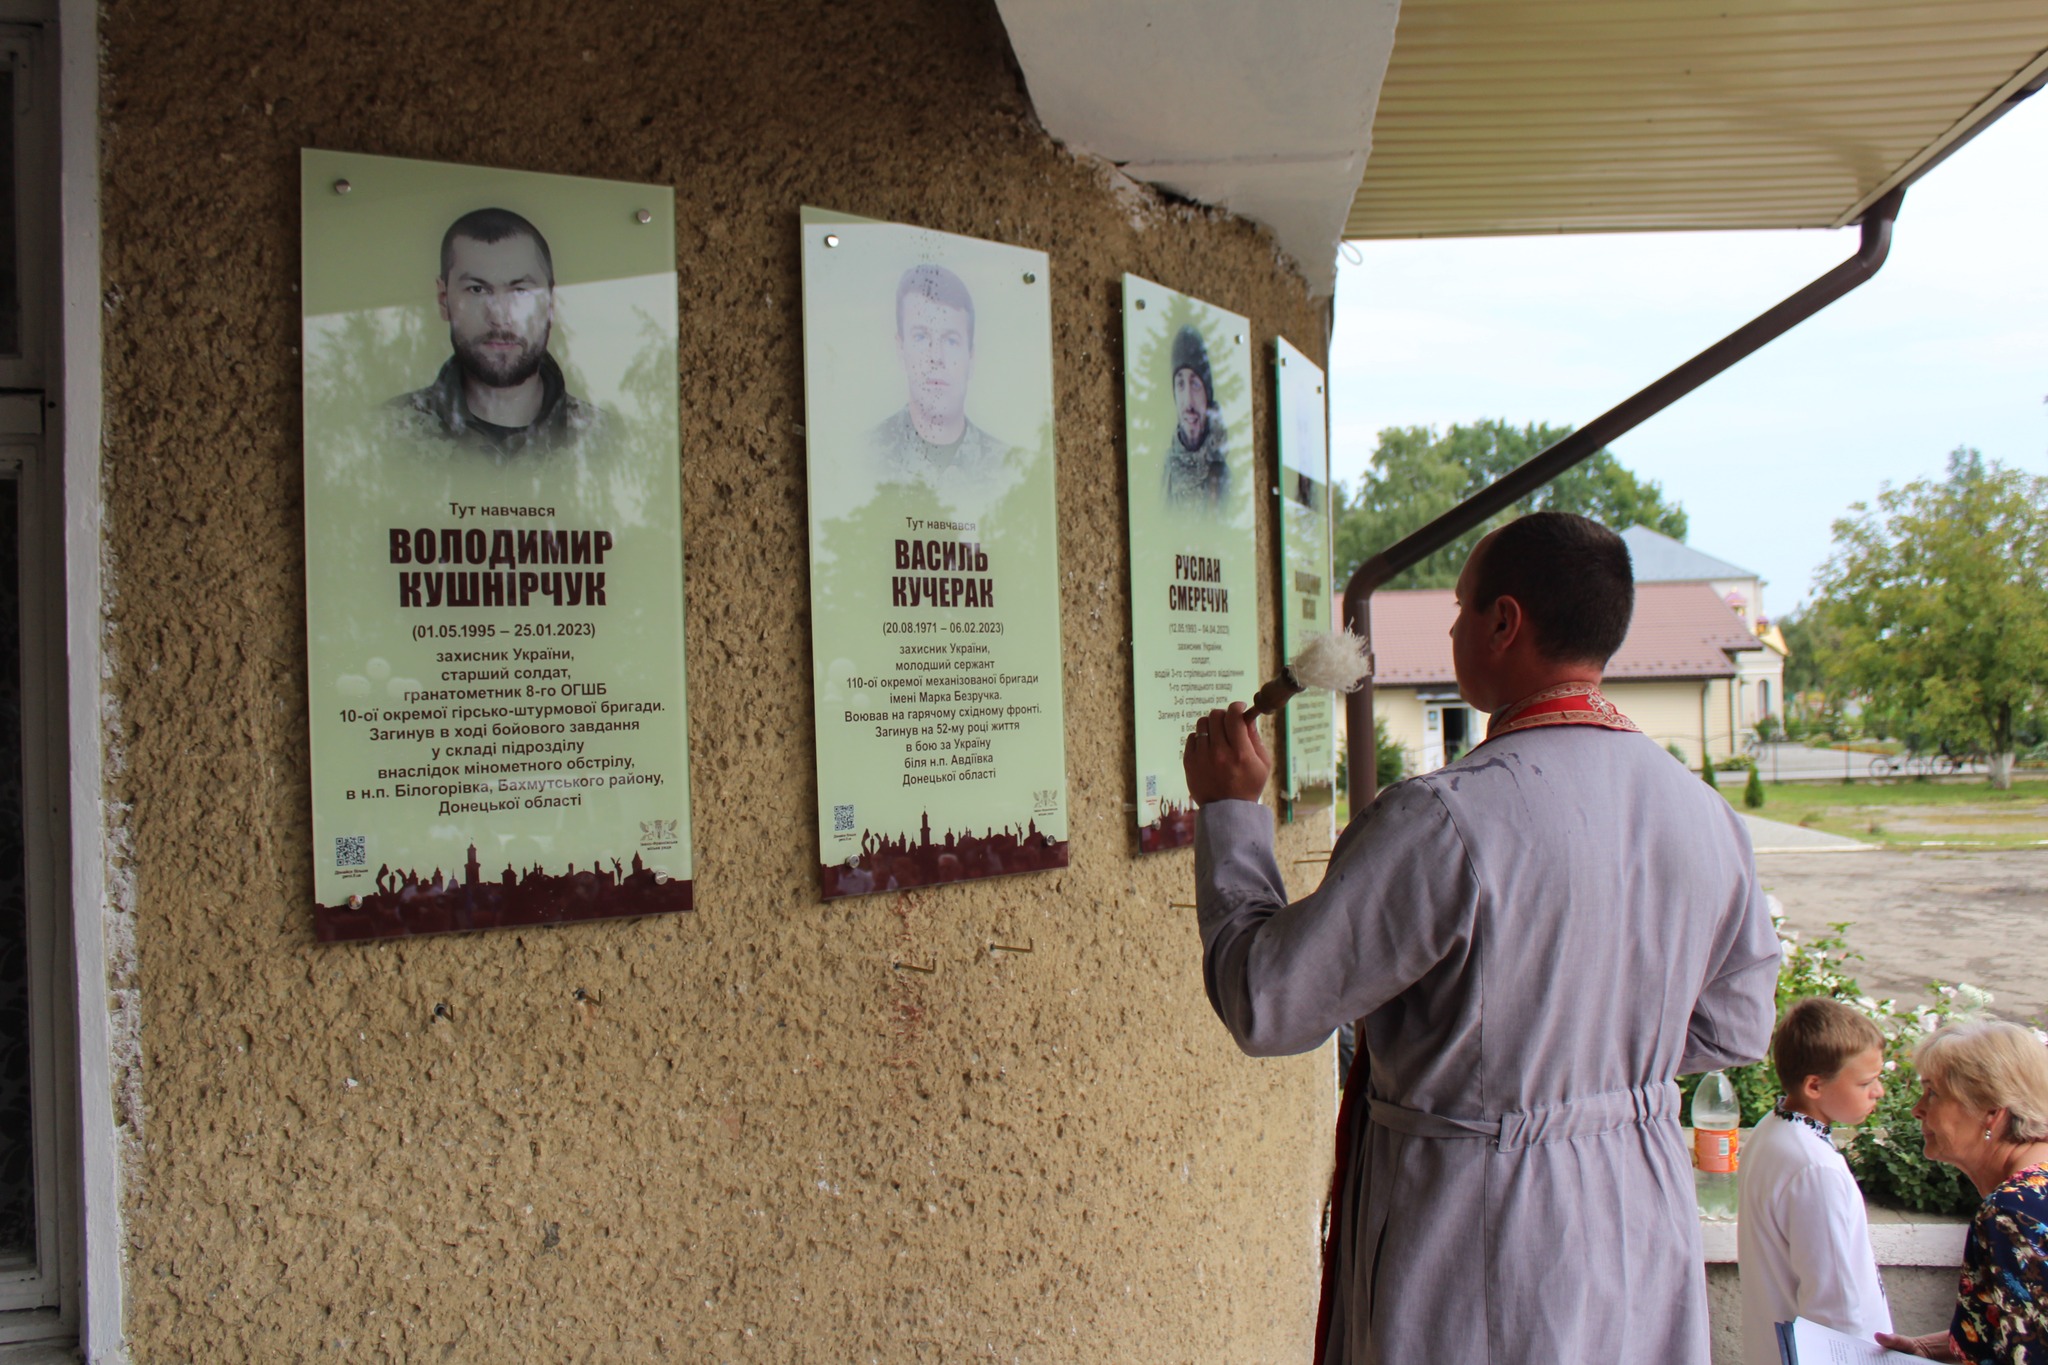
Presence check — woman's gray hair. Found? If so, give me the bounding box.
[1915,1020,2048,1143]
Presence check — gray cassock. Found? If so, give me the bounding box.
[1194,723,1779,1365]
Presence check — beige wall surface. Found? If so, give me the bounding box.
[1605,679,1749,766]
[96,2,1336,1359]
[1373,689,1427,778]
[1375,690,1492,779]
[1608,681,1708,764]
[1379,683,1759,776]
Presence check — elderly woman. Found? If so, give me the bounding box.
[1877,1020,2048,1361]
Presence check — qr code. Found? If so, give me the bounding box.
[1144,774,1158,798]
[335,835,367,868]
[832,803,855,833]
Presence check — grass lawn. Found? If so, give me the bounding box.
[1335,775,2048,849]
[1721,773,2048,850]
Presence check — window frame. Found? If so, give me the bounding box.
[0,1,82,1347]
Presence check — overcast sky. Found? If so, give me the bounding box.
[1328,91,2048,618]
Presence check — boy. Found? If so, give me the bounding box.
[1739,996,1892,1365]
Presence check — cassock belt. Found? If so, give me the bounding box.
[1365,1080,1679,1153]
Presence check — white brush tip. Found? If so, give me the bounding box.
[1287,629,1372,694]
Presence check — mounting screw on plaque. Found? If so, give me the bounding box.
[332,179,351,196]
[634,208,652,224]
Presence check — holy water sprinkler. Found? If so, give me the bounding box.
[1244,629,1372,718]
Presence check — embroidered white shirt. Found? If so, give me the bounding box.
[1738,1107,1892,1365]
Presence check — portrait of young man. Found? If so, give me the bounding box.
[867,263,1013,484]
[391,206,603,456]
[1161,324,1230,511]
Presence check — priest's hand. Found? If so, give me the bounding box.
[1875,1332,1960,1360]
[1183,703,1270,805]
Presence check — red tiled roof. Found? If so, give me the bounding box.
[1366,590,1459,687]
[1362,582,1761,687]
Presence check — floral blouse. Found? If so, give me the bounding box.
[1952,1164,2048,1363]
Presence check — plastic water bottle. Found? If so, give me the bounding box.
[1691,1069,1741,1217]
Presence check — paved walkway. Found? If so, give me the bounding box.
[1757,847,2048,1023]
[1739,813,1873,853]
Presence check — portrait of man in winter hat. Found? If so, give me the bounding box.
[1162,324,1229,511]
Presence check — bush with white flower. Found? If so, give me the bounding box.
[1679,900,1995,1215]
[1846,977,1992,1216]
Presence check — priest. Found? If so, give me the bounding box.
[1184,511,1778,1364]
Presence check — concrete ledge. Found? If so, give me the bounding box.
[1699,1211,1968,1266]
[1686,1127,1971,1268]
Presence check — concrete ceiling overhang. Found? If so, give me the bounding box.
[996,0,2047,288]
[994,0,1403,294]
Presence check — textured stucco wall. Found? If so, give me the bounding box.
[97,1,1337,1359]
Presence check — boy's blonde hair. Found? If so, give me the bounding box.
[1772,997,1884,1092]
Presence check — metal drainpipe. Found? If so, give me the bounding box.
[1341,189,1904,804]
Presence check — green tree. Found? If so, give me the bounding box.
[1334,420,1687,589]
[1776,602,1862,733]
[1812,448,2048,789]
[1776,604,1841,708]
[1336,716,1409,799]
[1375,715,1406,788]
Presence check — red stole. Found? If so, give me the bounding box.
[1478,680,1640,745]
[1312,681,1636,1364]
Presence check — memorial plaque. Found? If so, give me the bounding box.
[1275,336,1335,812]
[301,149,694,940]
[1122,276,1260,851]
[799,208,1069,898]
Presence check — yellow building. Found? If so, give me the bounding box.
[1621,525,1790,734]
[1370,582,1775,776]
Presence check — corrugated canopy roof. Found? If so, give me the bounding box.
[1349,0,2048,239]
[997,2,2046,289]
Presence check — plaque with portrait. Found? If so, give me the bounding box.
[1122,276,1260,851]
[300,149,694,941]
[798,208,1071,899]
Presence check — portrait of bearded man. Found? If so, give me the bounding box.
[391,207,603,456]
[1161,324,1229,512]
